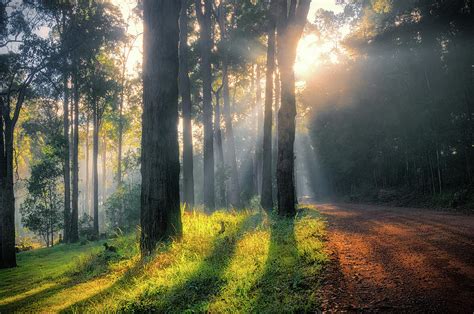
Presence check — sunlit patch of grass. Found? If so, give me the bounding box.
[249,207,329,313]
[0,241,111,312]
[0,282,58,306]
[208,222,271,312]
[0,207,328,313]
[0,241,104,300]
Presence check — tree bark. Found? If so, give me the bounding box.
[195,0,215,211]
[0,101,5,267]
[117,100,123,186]
[273,68,280,203]
[1,117,16,268]
[217,1,241,209]
[141,0,182,256]
[222,65,241,208]
[93,101,99,236]
[255,65,263,196]
[70,72,79,242]
[62,73,71,243]
[117,70,124,188]
[436,147,442,194]
[275,0,311,216]
[0,63,39,268]
[85,115,90,216]
[179,0,195,208]
[214,89,226,207]
[261,17,276,211]
[102,138,107,203]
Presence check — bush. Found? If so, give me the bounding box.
[20,155,63,247]
[105,183,140,232]
[15,236,34,253]
[79,213,96,241]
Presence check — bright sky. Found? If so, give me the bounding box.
[5,0,345,77]
[295,1,347,78]
[112,0,346,78]
[111,0,143,74]
[309,0,344,17]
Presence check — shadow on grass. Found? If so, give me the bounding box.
[123,212,264,312]
[251,209,319,313]
[0,245,126,312]
[0,242,103,301]
[61,242,172,313]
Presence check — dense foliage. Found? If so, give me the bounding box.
[105,183,140,232]
[20,138,64,247]
[306,0,473,207]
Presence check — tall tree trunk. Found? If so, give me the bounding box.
[117,73,125,188]
[214,89,226,207]
[62,73,71,243]
[195,0,215,211]
[117,100,123,187]
[85,116,90,216]
[428,153,435,196]
[272,68,280,203]
[46,228,50,248]
[102,138,107,203]
[251,67,259,195]
[223,65,241,208]
[464,93,472,184]
[179,0,194,208]
[255,65,263,196]
[70,73,79,242]
[276,58,297,215]
[0,103,4,266]
[0,67,37,268]
[93,102,99,236]
[436,147,442,194]
[217,1,241,208]
[1,117,16,268]
[261,17,276,211]
[141,0,182,255]
[275,0,311,216]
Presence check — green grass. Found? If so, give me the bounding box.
[0,206,328,313]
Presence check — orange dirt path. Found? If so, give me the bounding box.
[317,203,474,313]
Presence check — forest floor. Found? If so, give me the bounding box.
[2,204,473,313]
[0,207,328,313]
[317,203,474,312]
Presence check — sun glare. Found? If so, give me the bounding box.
[295,34,340,78]
[112,0,143,73]
[294,1,347,78]
[295,34,319,77]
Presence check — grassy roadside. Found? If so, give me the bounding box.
[0,206,328,313]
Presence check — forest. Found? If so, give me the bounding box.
[0,0,473,312]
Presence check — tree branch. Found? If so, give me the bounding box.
[12,60,48,127]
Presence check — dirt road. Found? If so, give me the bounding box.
[317,203,474,313]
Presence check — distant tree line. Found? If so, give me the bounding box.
[1,0,127,268]
[305,0,473,206]
[1,0,313,267]
[139,0,311,255]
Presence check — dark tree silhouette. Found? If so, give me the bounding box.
[179,0,195,208]
[62,69,71,242]
[216,0,241,209]
[214,86,226,207]
[140,0,182,255]
[92,93,100,236]
[195,0,215,211]
[261,0,277,211]
[70,68,80,242]
[275,0,311,216]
